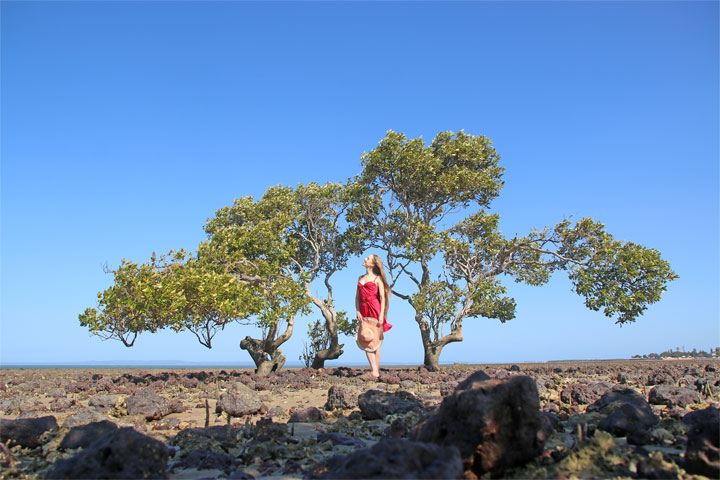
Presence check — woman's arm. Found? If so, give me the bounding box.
[376,278,386,322]
[355,285,362,321]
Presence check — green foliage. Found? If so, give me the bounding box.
[356,130,678,368]
[358,130,504,263]
[81,128,678,370]
[299,319,329,368]
[633,347,719,359]
[79,250,255,347]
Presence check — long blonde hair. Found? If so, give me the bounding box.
[369,254,391,320]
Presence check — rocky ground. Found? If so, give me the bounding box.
[0,360,718,479]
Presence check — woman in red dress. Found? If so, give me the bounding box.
[355,254,392,378]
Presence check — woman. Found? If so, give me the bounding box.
[355,254,392,378]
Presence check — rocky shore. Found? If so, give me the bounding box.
[0,360,718,479]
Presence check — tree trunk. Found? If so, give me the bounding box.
[310,303,344,369]
[423,348,442,372]
[415,312,464,371]
[239,316,295,377]
[239,336,284,376]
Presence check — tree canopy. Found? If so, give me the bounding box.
[80,129,678,372]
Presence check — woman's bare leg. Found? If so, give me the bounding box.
[376,348,381,375]
[366,351,379,377]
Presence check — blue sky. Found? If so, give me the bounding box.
[1,1,718,366]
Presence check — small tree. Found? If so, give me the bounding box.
[203,190,311,375]
[299,319,329,368]
[238,274,311,375]
[352,130,678,370]
[207,182,363,370]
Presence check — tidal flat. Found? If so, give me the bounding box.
[0,360,718,479]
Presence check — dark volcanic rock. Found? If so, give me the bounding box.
[313,438,463,479]
[411,374,544,476]
[358,390,424,420]
[539,411,561,439]
[174,449,238,473]
[684,407,720,478]
[648,384,700,407]
[560,382,612,405]
[288,406,327,423]
[317,432,366,447]
[453,370,491,392]
[46,427,170,479]
[59,420,119,450]
[126,387,169,420]
[62,409,110,428]
[588,386,658,440]
[324,386,357,411]
[598,404,657,441]
[587,386,650,414]
[215,383,265,417]
[228,469,257,479]
[683,406,720,428]
[0,415,58,448]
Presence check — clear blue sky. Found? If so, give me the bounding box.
[2,1,718,366]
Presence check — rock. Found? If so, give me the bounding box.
[324,386,357,411]
[288,406,327,423]
[253,379,271,391]
[62,409,111,428]
[587,386,650,414]
[399,380,416,389]
[648,385,700,408]
[684,406,720,478]
[665,406,691,420]
[47,388,66,398]
[509,365,521,372]
[411,375,544,476]
[126,388,169,420]
[439,382,458,397]
[380,374,401,385]
[46,427,170,479]
[228,469,257,479]
[174,449,238,473]
[588,386,659,441]
[539,411,561,439]
[0,415,58,448]
[683,406,720,428]
[88,394,120,410]
[560,382,612,405]
[453,370,491,392]
[153,417,182,431]
[59,420,118,450]
[317,432,366,447]
[383,418,412,439]
[358,390,425,420]
[166,398,186,414]
[313,438,463,479]
[50,397,75,411]
[649,372,674,385]
[598,404,658,440]
[267,406,284,417]
[2,394,45,414]
[215,383,265,417]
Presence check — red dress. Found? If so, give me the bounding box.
[357,281,392,332]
